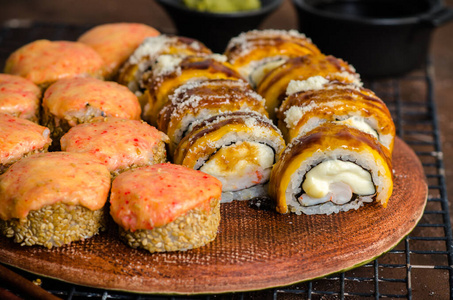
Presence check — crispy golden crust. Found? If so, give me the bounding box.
[269,124,393,214]
[257,55,360,120]
[143,55,243,125]
[277,83,395,152]
[173,111,285,168]
[157,79,268,155]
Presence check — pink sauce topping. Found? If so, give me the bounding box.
[0,113,51,165]
[43,77,141,125]
[60,117,169,172]
[4,40,104,85]
[0,74,41,120]
[110,163,222,231]
[78,23,160,76]
[0,152,111,220]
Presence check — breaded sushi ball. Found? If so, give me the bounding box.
[78,23,160,79]
[0,74,41,122]
[0,152,111,248]
[110,163,222,252]
[4,40,104,88]
[0,113,51,174]
[61,117,169,177]
[42,77,141,149]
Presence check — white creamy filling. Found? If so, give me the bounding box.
[335,116,378,139]
[200,141,274,192]
[299,160,375,206]
[249,59,286,87]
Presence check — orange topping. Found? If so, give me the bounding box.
[78,23,159,77]
[43,77,141,126]
[0,74,41,121]
[110,163,222,231]
[4,40,104,86]
[61,117,168,172]
[0,113,51,165]
[0,152,111,220]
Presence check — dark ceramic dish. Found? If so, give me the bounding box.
[292,0,453,78]
[155,0,283,52]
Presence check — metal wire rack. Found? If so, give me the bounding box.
[0,22,452,300]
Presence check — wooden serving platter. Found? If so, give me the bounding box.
[0,137,427,295]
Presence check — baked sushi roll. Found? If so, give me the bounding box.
[42,77,141,150]
[0,113,51,174]
[225,29,321,88]
[109,163,222,252]
[4,40,103,89]
[117,34,212,96]
[142,54,243,125]
[78,22,160,79]
[157,78,268,156]
[0,74,41,122]
[174,111,286,202]
[278,77,396,152]
[0,152,111,248]
[256,54,361,120]
[269,123,393,215]
[60,117,169,177]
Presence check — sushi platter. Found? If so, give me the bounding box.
[0,137,427,294]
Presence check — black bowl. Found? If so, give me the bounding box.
[292,0,453,78]
[155,0,283,53]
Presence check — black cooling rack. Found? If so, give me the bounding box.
[0,22,452,300]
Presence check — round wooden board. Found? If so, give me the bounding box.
[0,137,427,295]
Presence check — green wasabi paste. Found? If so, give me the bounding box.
[182,0,261,13]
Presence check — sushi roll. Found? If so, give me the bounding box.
[142,54,243,125]
[109,163,222,252]
[174,111,286,202]
[0,74,41,123]
[78,23,160,79]
[277,77,395,152]
[42,77,141,149]
[225,29,321,87]
[117,34,212,96]
[0,152,111,248]
[4,40,104,88]
[269,123,393,215]
[256,54,361,120]
[0,113,51,174]
[60,117,169,177]
[157,78,268,156]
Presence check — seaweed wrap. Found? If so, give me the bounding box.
[157,78,268,156]
[142,54,243,125]
[174,111,286,202]
[109,163,222,252]
[278,77,395,152]
[256,54,361,120]
[269,123,393,215]
[225,29,321,87]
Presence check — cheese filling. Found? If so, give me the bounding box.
[298,160,375,206]
[249,59,286,87]
[335,116,378,139]
[200,141,274,192]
